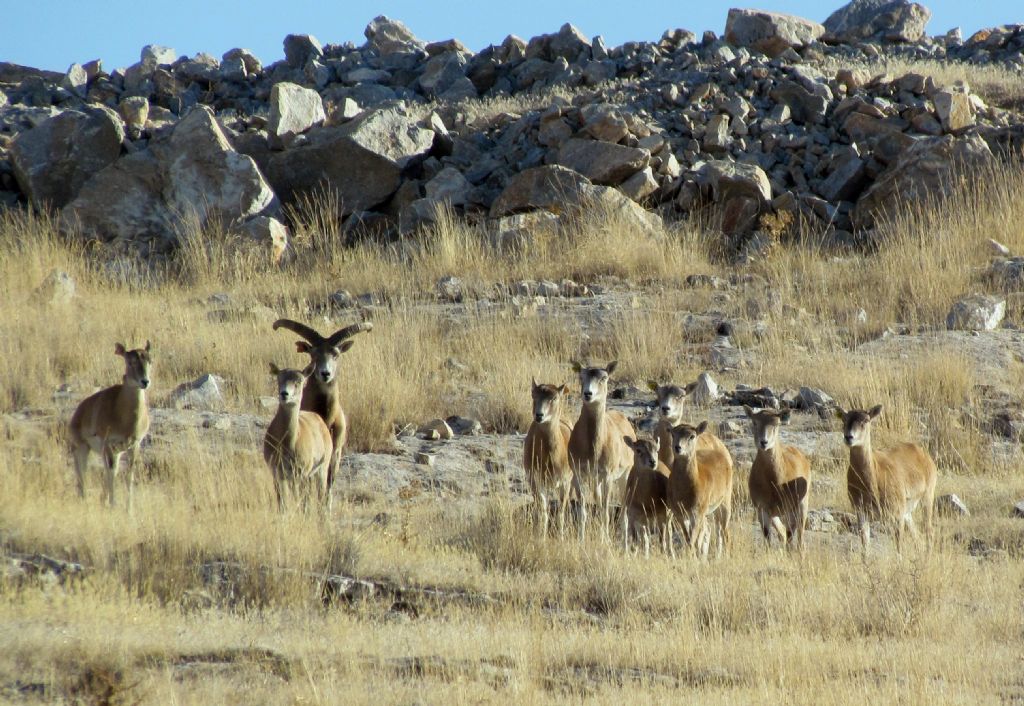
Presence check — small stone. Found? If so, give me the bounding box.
[169,373,225,411]
[436,275,464,303]
[418,419,454,440]
[689,372,720,406]
[935,493,970,518]
[446,416,482,435]
[414,452,436,466]
[799,386,834,411]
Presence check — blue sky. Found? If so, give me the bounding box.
[3,1,1021,73]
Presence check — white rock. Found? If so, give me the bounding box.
[946,295,1006,331]
[268,82,326,149]
[169,373,225,411]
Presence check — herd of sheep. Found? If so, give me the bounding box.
[66,318,937,558]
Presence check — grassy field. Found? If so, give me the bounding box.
[3,120,1024,703]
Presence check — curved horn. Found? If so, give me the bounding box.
[272,319,325,345]
[325,321,374,346]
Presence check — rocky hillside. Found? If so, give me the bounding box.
[1,0,1023,260]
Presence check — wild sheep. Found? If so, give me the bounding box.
[568,361,636,541]
[68,341,152,509]
[668,422,733,558]
[272,319,372,511]
[744,406,812,553]
[263,364,334,510]
[837,405,937,555]
[523,379,573,538]
[622,437,672,558]
[648,381,730,469]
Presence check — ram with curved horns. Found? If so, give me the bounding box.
[272,318,373,510]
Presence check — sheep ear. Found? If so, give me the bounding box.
[684,381,698,395]
[296,341,312,354]
[558,384,569,395]
[114,343,127,357]
[696,421,709,434]
[743,405,754,418]
[144,340,152,352]
[606,361,618,375]
[269,362,280,376]
[834,407,847,420]
[338,340,355,353]
[868,404,883,419]
[570,360,582,373]
[647,380,659,392]
[779,410,792,425]
[623,436,636,450]
[531,376,538,391]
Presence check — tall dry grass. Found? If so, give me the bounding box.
[2,157,1024,702]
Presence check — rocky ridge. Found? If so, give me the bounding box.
[0,0,1023,258]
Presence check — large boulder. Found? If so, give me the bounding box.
[364,16,425,56]
[489,165,661,233]
[11,106,125,210]
[555,138,650,185]
[823,0,931,43]
[60,106,275,249]
[697,161,773,236]
[268,82,326,149]
[724,9,826,58]
[853,134,992,229]
[265,105,434,213]
[489,165,591,217]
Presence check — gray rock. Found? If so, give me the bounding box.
[798,386,834,411]
[818,154,868,202]
[933,90,975,132]
[946,295,1006,331]
[419,52,470,98]
[489,165,591,217]
[141,44,177,66]
[365,16,425,55]
[234,216,289,264]
[556,138,650,186]
[11,106,125,211]
[222,48,262,75]
[1015,501,1024,519]
[854,135,992,229]
[770,80,829,124]
[697,160,771,235]
[118,96,149,139]
[265,105,434,213]
[268,82,325,149]
[704,114,731,153]
[61,106,275,247]
[581,104,630,143]
[425,167,471,206]
[169,373,225,411]
[446,416,483,436]
[619,166,658,202]
[283,34,323,69]
[689,372,720,406]
[724,9,826,58]
[935,493,970,518]
[437,275,464,302]
[61,63,88,97]
[823,0,931,43]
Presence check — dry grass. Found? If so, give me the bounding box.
[2,159,1024,702]
[818,55,1024,110]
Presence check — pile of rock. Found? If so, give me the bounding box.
[0,0,1022,258]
